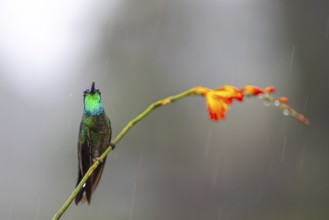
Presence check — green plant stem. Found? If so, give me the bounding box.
[52,89,195,220]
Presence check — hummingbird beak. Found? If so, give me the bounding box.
[91,82,96,93]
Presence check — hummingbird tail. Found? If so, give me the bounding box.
[75,171,92,205]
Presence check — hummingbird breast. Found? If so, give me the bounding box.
[84,113,112,157]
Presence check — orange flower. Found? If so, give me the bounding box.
[278,97,288,104]
[200,85,244,121]
[242,85,264,96]
[193,87,210,96]
[217,85,244,102]
[297,114,310,125]
[205,91,229,121]
[193,85,309,125]
[264,86,276,94]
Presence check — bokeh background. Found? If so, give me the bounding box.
[0,0,328,219]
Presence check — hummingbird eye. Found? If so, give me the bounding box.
[83,89,90,96]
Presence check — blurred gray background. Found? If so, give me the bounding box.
[0,0,328,219]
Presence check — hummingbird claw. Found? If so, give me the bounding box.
[110,143,116,150]
[93,157,104,163]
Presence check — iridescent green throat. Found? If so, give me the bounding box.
[84,93,104,116]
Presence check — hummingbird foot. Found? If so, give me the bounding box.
[93,157,104,163]
[110,143,116,150]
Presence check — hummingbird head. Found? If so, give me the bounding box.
[83,82,104,116]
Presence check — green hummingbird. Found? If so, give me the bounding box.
[75,82,113,205]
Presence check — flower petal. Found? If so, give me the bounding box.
[264,86,276,94]
[242,85,264,96]
[217,85,244,102]
[206,91,229,121]
[193,87,210,96]
[278,97,289,104]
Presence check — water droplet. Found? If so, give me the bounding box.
[283,109,289,116]
[274,100,280,106]
[129,182,137,220]
[289,45,295,70]
[281,137,287,161]
[325,16,329,39]
[204,128,212,158]
[263,100,271,107]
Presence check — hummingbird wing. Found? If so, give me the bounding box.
[75,123,92,204]
[90,118,112,195]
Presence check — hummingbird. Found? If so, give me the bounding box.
[75,82,113,205]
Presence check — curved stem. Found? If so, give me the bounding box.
[53,86,308,219]
[52,89,195,220]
